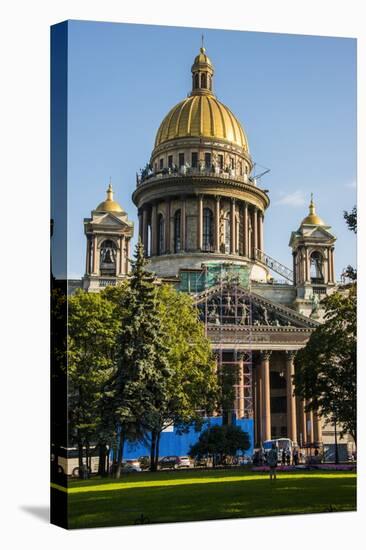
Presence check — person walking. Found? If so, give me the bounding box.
[281,449,286,466]
[267,443,278,481]
[286,449,291,466]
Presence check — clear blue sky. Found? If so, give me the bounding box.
[67,20,356,280]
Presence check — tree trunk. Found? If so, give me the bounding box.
[334,420,339,464]
[115,432,125,479]
[98,443,107,477]
[77,440,84,479]
[155,431,161,470]
[85,440,90,478]
[106,446,110,476]
[150,430,157,472]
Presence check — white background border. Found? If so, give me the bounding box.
[0,1,364,548]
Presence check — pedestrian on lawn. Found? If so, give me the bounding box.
[267,443,278,481]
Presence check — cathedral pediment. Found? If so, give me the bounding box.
[91,212,132,228]
[195,283,319,330]
[306,226,334,239]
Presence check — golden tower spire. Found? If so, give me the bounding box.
[95,180,124,213]
[106,181,114,202]
[309,193,315,215]
[301,193,325,226]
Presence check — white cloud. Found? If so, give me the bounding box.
[274,190,307,207]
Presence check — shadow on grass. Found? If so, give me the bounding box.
[67,474,356,529]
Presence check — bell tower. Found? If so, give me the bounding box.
[289,195,336,316]
[83,183,134,292]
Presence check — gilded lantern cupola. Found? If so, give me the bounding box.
[191,46,214,94]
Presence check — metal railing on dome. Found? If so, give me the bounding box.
[136,165,253,186]
[254,248,294,283]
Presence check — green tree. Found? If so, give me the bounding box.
[294,285,356,443]
[189,424,250,466]
[343,206,357,233]
[111,240,172,476]
[142,284,219,470]
[67,290,119,477]
[342,206,357,281]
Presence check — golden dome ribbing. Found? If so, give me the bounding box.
[153,47,249,152]
[154,95,249,151]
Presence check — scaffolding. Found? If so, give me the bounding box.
[178,262,254,423]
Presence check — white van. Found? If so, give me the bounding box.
[262,438,293,462]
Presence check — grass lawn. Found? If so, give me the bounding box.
[56,468,356,529]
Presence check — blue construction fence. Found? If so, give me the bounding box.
[119,416,254,460]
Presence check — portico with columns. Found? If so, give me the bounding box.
[210,349,319,447]
[195,281,322,447]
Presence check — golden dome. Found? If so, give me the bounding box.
[95,184,124,213]
[154,95,249,151]
[301,195,325,226]
[193,46,212,67]
[154,47,249,152]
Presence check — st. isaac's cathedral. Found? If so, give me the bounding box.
[77,46,345,451]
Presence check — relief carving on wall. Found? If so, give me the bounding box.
[198,288,295,328]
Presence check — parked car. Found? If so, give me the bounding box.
[158,456,180,469]
[122,460,142,472]
[238,454,252,465]
[138,455,151,470]
[178,456,192,468]
[194,456,212,468]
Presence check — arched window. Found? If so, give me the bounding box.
[201,73,207,88]
[174,210,181,253]
[157,214,165,255]
[224,211,231,254]
[195,74,199,89]
[203,208,214,252]
[100,239,117,275]
[310,251,324,283]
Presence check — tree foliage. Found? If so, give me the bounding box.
[341,206,357,282]
[294,285,356,442]
[142,283,219,468]
[189,424,250,465]
[109,240,172,475]
[343,206,357,234]
[67,291,120,476]
[66,240,220,476]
